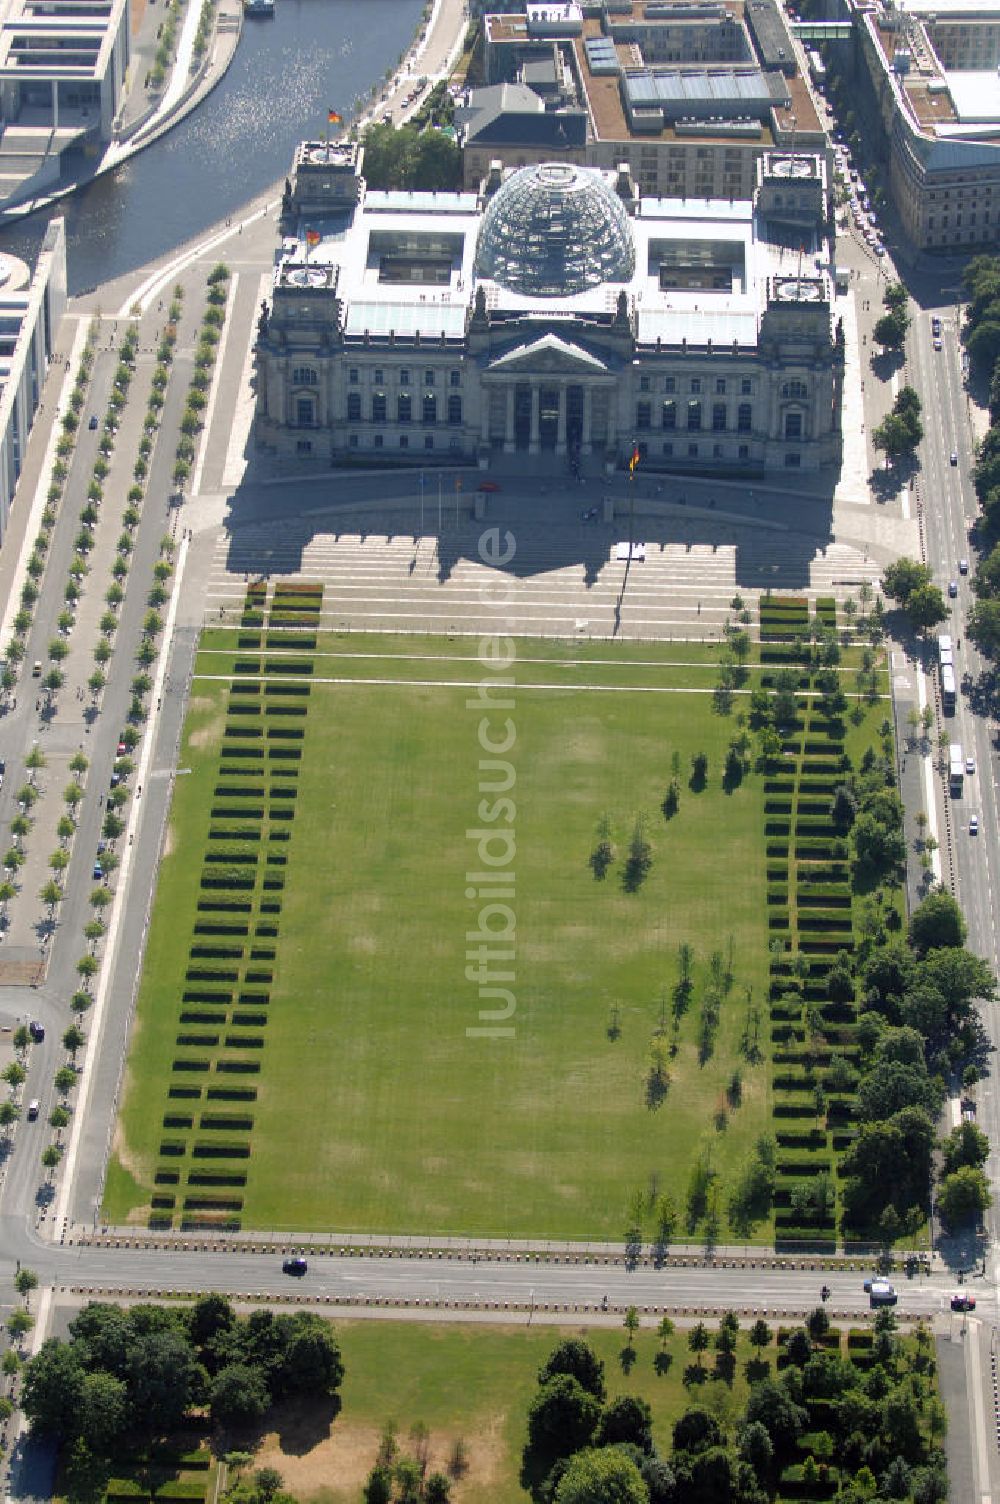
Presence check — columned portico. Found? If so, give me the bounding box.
[529,385,541,454]
[581,386,593,454]
[504,387,515,452]
[555,381,567,455]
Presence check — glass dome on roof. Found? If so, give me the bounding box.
[474,163,635,298]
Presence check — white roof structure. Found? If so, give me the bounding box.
[274,162,822,352]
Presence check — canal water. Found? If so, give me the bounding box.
[0,0,424,293]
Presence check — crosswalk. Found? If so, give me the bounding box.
[206,513,879,641]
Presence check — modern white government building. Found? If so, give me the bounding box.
[254,141,844,474]
[0,216,66,535]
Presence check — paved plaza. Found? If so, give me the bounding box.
[194,484,890,643]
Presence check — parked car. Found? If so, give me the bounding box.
[26,1100,39,1121]
[88,415,98,431]
[934,338,943,351]
[93,862,103,880]
[116,739,127,756]
[282,1257,308,1276]
[951,1292,976,1311]
[960,558,970,574]
[28,1020,44,1042]
[948,580,958,598]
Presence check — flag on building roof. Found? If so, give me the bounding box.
[305,228,321,247]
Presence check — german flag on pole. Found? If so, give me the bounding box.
[629,445,641,474]
[305,228,321,252]
[328,108,342,124]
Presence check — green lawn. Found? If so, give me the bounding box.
[257,1318,760,1504]
[108,634,779,1237]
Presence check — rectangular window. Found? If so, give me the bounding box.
[450,370,461,387]
[688,442,698,458]
[424,434,434,449]
[448,394,462,425]
[425,369,435,386]
[738,444,749,460]
[636,401,651,430]
[713,443,722,458]
[349,434,359,448]
[349,368,359,385]
[372,393,386,423]
[347,393,361,421]
[374,369,383,385]
[296,439,312,454]
[715,378,726,395]
[712,403,726,432]
[690,378,701,395]
[741,378,752,396]
[398,392,411,424]
[687,400,701,431]
[399,368,410,385]
[662,400,676,430]
[664,376,676,394]
[399,435,409,448]
[296,398,313,426]
[373,434,383,449]
[785,412,803,440]
[663,441,673,457]
[785,452,801,467]
[423,392,437,425]
[737,403,752,432]
[640,375,650,392]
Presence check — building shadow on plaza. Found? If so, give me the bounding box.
[221,462,839,595]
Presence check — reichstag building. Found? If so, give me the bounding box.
[253,142,844,474]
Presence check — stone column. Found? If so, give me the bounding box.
[581,386,593,454]
[529,383,540,454]
[606,388,618,460]
[480,389,492,446]
[555,382,567,455]
[504,386,515,452]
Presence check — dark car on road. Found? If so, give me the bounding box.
[88,415,98,430]
[28,1020,44,1042]
[282,1257,308,1276]
[951,1292,976,1311]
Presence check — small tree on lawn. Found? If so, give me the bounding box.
[688,1322,709,1368]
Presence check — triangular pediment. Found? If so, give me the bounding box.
[487,333,609,375]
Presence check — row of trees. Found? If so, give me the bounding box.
[873,386,924,461]
[873,282,911,352]
[881,558,947,636]
[517,1322,945,1504]
[23,1297,344,1488]
[965,256,1000,539]
[359,122,460,191]
[838,887,993,1237]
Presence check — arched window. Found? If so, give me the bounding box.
[293,367,318,386]
[372,392,387,423]
[398,392,412,424]
[347,392,361,421]
[448,394,462,425]
[423,392,437,426]
[781,379,808,400]
[737,403,752,432]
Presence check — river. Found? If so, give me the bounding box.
[0,0,424,293]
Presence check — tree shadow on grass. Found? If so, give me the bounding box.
[265,1394,342,1456]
